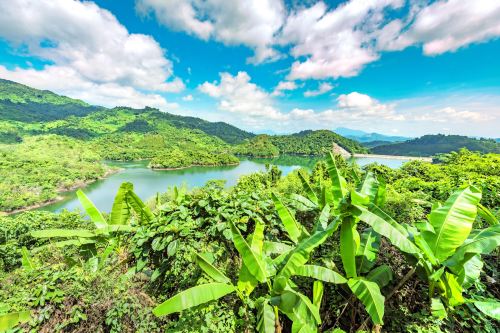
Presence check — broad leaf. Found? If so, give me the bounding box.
[353,205,420,254]
[474,300,500,320]
[443,272,464,306]
[366,265,393,288]
[298,171,319,205]
[76,189,107,228]
[422,186,481,262]
[272,192,302,243]
[356,228,380,274]
[431,298,447,319]
[340,219,359,278]
[263,241,293,255]
[326,152,347,205]
[313,281,324,308]
[109,182,133,225]
[21,246,34,271]
[153,283,235,316]
[127,190,154,223]
[0,311,31,331]
[31,229,95,238]
[256,298,275,333]
[358,171,379,204]
[295,265,347,284]
[348,278,385,325]
[196,253,231,284]
[273,218,340,293]
[477,203,498,225]
[229,221,267,283]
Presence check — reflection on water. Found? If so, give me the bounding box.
[40,155,411,213]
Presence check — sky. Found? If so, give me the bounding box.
[0,0,499,137]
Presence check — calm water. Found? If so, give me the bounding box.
[40,155,409,213]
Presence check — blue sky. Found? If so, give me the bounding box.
[0,0,499,137]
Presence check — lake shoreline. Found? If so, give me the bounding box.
[1,167,121,216]
[150,162,240,171]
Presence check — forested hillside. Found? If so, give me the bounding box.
[234,130,368,157]
[372,134,500,156]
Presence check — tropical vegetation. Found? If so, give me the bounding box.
[1,151,498,332]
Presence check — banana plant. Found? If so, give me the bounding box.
[290,153,393,327]
[30,182,152,263]
[153,205,346,332]
[352,185,500,320]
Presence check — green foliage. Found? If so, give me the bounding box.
[372,134,500,156]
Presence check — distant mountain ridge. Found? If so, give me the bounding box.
[372,134,500,156]
[0,78,253,144]
[334,127,410,143]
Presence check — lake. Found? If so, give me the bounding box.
[40,155,410,213]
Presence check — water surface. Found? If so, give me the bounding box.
[40,155,410,213]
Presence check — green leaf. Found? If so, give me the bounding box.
[152,283,235,317]
[423,186,482,262]
[229,221,267,283]
[431,298,447,319]
[353,205,420,254]
[272,192,302,243]
[315,204,330,232]
[474,300,500,320]
[0,311,31,331]
[195,253,231,284]
[31,229,95,238]
[356,228,380,274]
[348,278,385,325]
[326,152,347,206]
[273,218,340,293]
[256,298,275,333]
[76,189,107,228]
[477,203,498,225]
[21,247,34,271]
[127,189,154,223]
[295,265,347,284]
[340,219,359,278]
[444,224,500,268]
[263,241,293,255]
[109,182,133,225]
[251,221,265,254]
[443,272,464,306]
[284,287,321,325]
[313,281,324,308]
[366,265,393,288]
[298,171,319,205]
[358,171,379,204]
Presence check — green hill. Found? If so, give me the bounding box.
[372,134,500,156]
[0,79,253,144]
[234,130,368,157]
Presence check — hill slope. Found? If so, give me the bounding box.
[234,130,368,157]
[372,134,500,156]
[0,78,253,144]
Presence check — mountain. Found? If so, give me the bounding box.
[372,134,500,156]
[234,130,368,157]
[334,127,410,143]
[0,78,253,144]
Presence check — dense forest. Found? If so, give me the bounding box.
[372,134,500,156]
[1,150,498,332]
[234,131,368,157]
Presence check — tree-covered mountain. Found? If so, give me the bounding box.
[0,79,253,144]
[234,130,368,157]
[334,127,410,143]
[372,134,500,156]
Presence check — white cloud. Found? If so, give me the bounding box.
[182,94,194,101]
[0,0,183,110]
[304,82,334,97]
[137,0,285,63]
[280,0,403,80]
[271,81,298,96]
[380,0,500,55]
[199,72,286,123]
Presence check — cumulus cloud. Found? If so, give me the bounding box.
[379,0,500,55]
[272,81,298,96]
[304,82,334,97]
[137,0,285,63]
[280,0,403,80]
[199,72,286,124]
[182,94,194,101]
[0,0,183,109]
